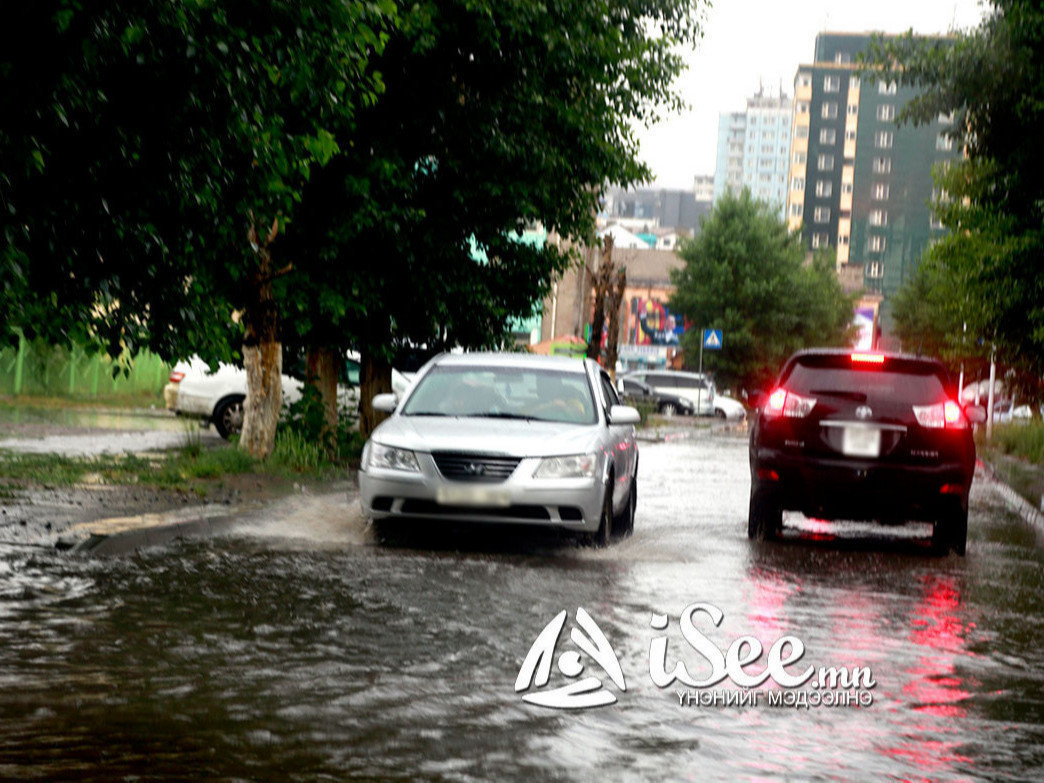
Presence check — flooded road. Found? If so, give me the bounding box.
[2,433,1044,780]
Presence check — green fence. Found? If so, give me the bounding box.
[0,332,170,398]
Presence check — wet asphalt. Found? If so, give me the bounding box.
[1,430,1043,781]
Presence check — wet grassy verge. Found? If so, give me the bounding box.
[0,430,352,497]
[977,421,1044,510]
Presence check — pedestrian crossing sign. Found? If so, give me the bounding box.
[703,329,723,350]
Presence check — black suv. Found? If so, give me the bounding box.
[748,349,985,555]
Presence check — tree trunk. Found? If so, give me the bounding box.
[306,345,341,452]
[359,350,393,439]
[586,235,614,363]
[604,268,626,382]
[240,213,289,460]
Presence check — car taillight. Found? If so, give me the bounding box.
[764,388,816,418]
[913,400,967,429]
[851,352,885,365]
[169,371,185,383]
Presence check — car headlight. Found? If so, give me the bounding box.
[367,443,421,472]
[533,453,597,479]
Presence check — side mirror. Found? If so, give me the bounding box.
[372,393,398,413]
[964,404,987,424]
[608,404,641,426]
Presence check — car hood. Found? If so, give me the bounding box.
[371,415,603,457]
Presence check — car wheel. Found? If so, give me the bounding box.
[747,485,782,541]
[589,482,613,547]
[715,408,727,420]
[614,477,637,537]
[660,402,677,418]
[213,396,245,440]
[931,501,968,556]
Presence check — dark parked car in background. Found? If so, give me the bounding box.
[618,376,695,417]
[748,349,985,555]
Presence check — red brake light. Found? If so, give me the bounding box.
[944,400,962,425]
[851,352,885,365]
[913,399,966,429]
[169,371,185,383]
[768,388,787,413]
[764,388,816,418]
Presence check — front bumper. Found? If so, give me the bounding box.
[753,447,973,521]
[358,453,606,531]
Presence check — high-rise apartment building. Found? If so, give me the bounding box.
[786,32,956,319]
[713,90,793,219]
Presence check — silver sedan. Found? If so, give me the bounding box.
[358,352,640,545]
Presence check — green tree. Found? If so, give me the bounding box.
[276,0,707,437]
[863,0,1044,390]
[669,190,854,392]
[1,1,396,457]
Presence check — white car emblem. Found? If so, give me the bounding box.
[855,405,873,420]
[515,608,626,709]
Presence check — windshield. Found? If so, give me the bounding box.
[784,364,948,406]
[402,365,597,424]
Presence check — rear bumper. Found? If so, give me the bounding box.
[752,447,973,520]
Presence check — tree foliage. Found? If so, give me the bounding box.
[669,190,855,392]
[863,1,1044,388]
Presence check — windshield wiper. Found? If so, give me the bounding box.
[809,389,868,403]
[468,412,539,421]
[404,411,454,417]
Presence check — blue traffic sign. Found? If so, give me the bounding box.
[703,329,723,350]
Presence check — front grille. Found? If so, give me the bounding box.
[432,452,521,483]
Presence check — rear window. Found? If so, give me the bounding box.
[783,358,949,405]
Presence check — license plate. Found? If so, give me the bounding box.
[842,426,881,457]
[435,486,511,507]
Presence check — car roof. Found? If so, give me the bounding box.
[432,351,592,374]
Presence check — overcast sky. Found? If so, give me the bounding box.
[637,0,989,189]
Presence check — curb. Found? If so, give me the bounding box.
[60,502,263,556]
[979,460,1044,536]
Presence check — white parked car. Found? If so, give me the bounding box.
[713,394,747,421]
[164,354,412,439]
[358,352,640,545]
[622,369,716,415]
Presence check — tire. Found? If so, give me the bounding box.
[715,408,727,420]
[615,477,637,537]
[660,402,677,418]
[589,482,613,547]
[212,396,245,440]
[747,485,782,541]
[931,501,968,556]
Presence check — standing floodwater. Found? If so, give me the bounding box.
[2,434,1044,780]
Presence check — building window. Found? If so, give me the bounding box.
[817,153,835,171]
[820,128,837,144]
[849,76,860,88]
[815,180,833,198]
[930,215,944,230]
[761,144,774,154]
[938,110,955,124]
[869,210,888,226]
[878,81,897,95]
[841,182,854,194]
[838,234,850,246]
[872,183,890,200]
[869,236,886,252]
[875,130,894,148]
[835,52,852,64]
[877,104,895,122]
[811,233,830,249]
[822,102,838,119]
[797,101,810,114]
[867,262,884,278]
[814,206,831,222]
[845,129,856,141]
[790,202,803,217]
[824,75,841,92]
[793,151,807,164]
[791,177,805,191]
[847,104,859,116]
[796,125,809,139]
[798,72,812,88]
[936,133,954,151]
[873,157,892,174]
